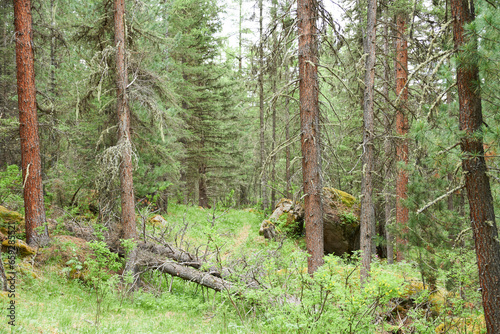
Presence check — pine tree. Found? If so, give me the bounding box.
[451,0,500,330]
[13,0,49,246]
[167,0,242,207]
[298,0,323,274]
[395,10,409,262]
[114,0,137,242]
[360,0,378,283]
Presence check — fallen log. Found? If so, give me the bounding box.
[136,248,233,292]
[138,242,259,290]
[138,242,233,278]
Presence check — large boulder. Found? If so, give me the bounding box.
[259,188,360,256]
[322,188,360,255]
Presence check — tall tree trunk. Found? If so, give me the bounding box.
[285,93,291,199]
[395,13,409,262]
[360,0,377,283]
[451,0,500,331]
[13,0,49,247]
[298,0,323,274]
[383,20,394,264]
[446,60,454,212]
[114,0,137,242]
[270,0,278,210]
[50,0,56,97]
[258,0,268,211]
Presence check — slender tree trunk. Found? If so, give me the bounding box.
[298,0,323,274]
[395,13,409,262]
[360,0,377,283]
[238,0,242,73]
[13,0,49,247]
[383,20,394,264]
[285,93,291,199]
[198,161,208,208]
[451,0,500,331]
[258,0,268,211]
[446,60,454,212]
[50,0,56,97]
[114,0,137,242]
[270,0,278,210]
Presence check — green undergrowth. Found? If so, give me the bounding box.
[0,203,486,333]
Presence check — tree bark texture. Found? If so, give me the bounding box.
[13,0,48,247]
[383,20,394,264]
[137,250,233,292]
[259,0,268,211]
[298,0,323,274]
[114,0,137,241]
[138,243,233,279]
[395,13,409,262]
[136,243,259,292]
[285,94,291,199]
[451,0,500,331]
[360,0,377,283]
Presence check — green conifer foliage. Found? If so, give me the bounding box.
[166,0,244,207]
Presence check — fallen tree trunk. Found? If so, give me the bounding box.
[138,242,233,278]
[136,248,234,292]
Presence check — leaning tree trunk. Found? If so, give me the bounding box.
[451,0,500,332]
[395,13,409,262]
[360,0,377,284]
[298,0,323,275]
[13,0,49,247]
[114,0,137,243]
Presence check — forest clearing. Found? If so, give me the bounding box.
[1,0,499,332]
[0,202,488,333]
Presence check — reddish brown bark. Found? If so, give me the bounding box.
[383,20,394,264]
[114,0,137,241]
[395,14,409,262]
[451,0,500,331]
[360,0,377,283]
[298,0,323,274]
[14,0,48,246]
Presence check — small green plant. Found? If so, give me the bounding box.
[274,213,301,237]
[340,211,358,225]
[86,240,122,326]
[61,251,84,279]
[0,164,22,208]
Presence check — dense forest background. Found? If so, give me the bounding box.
[1,0,500,332]
[1,0,497,216]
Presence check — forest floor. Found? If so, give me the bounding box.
[0,203,487,333]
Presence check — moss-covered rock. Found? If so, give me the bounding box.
[149,215,167,227]
[0,206,24,236]
[259,199,304,239]
[0,291,9,302]
[260,188,360,256]
[1,239,35,257]
[323,188,358,208]
[435,314,485,333]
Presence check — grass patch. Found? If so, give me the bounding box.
[0,204,486,333]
